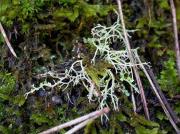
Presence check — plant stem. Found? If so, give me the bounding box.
[0,23,17,58]
[116,0,150,120]
[136,55,180,133]
[65,117,96,134]
[39,107,110,134]
[143,68,180,133]
[169,0,180,79]
[147,68,180,124]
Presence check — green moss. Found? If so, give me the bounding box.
[0,72,16,101]
[0,0,179,133]
[84,120,97,134]
[158,56,180,96]
[85,61,112,86]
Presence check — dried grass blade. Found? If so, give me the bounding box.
[0,23,17,58]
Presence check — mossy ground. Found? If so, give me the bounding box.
[0,0,180,133]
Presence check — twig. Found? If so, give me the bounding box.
[131,87,137,113]
[173,95,180,99]
[135,55,180,133]
[146,67,180,124]
[39,107,110,134]
[65,117,96,134]
[169,0,180,79]
[116,0,150,120]
[0,22,17,58]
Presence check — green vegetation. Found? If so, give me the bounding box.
[0,72,15,100]
[0,0,180,133]
[159,55,180,97]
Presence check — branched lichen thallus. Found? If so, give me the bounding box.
[25,11,149,112]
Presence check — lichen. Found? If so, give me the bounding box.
[25,11,148,112]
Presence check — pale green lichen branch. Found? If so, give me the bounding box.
[25,11,149,111]
[98,69,119,111]
[25,60,100,100]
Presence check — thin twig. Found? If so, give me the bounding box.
[116,0,150,119]
[136,55,180,133]
[146,67,180,124]
[39,107,110,134]
[131,87,137,113]
[0,22,17,58]
[169,0,180,79]
[65,117,96,134]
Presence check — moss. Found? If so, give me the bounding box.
[0,72,16,101]
[0,0,179,133]
[84,120,97,134]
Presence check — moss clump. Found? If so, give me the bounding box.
[0,72,16,100]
